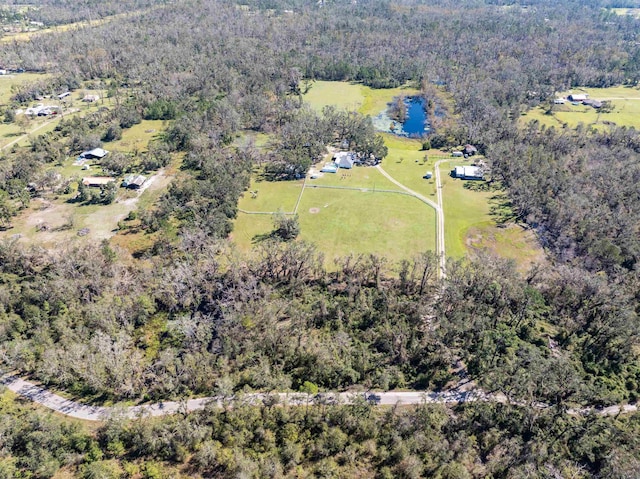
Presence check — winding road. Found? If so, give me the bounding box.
[1,374,637,421]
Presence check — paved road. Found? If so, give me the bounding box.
[376,165,446,277]
[1,374,637,421]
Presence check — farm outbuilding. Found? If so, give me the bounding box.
[452,166,483,180]
[463,144,478,156]
[122,174,147,189]
[568,93,588,102]
[79,148,109,160]
[320,163,338,173]
[451,151,464,157]
[82,177,116,187]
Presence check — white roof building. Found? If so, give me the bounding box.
[335,151,355,169]
[453,165,484,180]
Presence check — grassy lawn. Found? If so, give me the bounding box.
[380,134,448,198]
[309,162,397,190]
[233,187,436,267]
[107,119,165,154]
[521,85,640,130]
[303,80,421,116]
[237,174,304,213]
[440,159,493,258]
[439,159,544,269]
[303,81,366,113]
[0,73,49,105]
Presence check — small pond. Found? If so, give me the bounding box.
[372,96,433,137]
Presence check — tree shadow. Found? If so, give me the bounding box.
[488,192,521,226]
[252,231,276,244]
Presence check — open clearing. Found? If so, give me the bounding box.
[438,159,544,266]
[0,112,172,247]
[303,80,421,116]
[233,82,545,268]
[234,187,436,266]
[521,85,640,130]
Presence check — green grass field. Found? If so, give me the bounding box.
[309,161,397,190]
[107,119,165,153]
[238,174,304,213]
[521,85,640,130]
[233,187,436,266]
[0,73,49,106]
[303,80,421,116]
[234,81,547,268]
[438,159,544,268]
[379,134,448,198]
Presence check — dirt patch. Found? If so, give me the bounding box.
[309,207,320,214]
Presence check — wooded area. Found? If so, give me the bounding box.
[0,0,639,477]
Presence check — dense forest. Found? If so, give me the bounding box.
[0,0,639,477]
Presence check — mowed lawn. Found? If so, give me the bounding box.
[233,187,436,266]
[438,159,544,268]
[521,85,640,130]
[308,163,397,190]
[237,175,304,213]
[380,134,448,199]
[303,80,420,116]
[107,119,165,153]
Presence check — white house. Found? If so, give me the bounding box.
[334,151,355,169]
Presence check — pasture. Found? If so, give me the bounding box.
[233,184,437,266]
[521,85,640,130]
[232,81,547,269]
[303,80,421,116]
[438,159,544,268]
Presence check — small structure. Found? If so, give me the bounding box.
[553,98,566,104]
[567,93,588,102]
[122,174,146,189]
[79,148,109,160]
[57,92,71,100]
[582,99,602,108]
[82,177,115,187]
[452,166,484,180]
[451,151,464,157]
[463,144,478,156]
[82,94,100,103]
[334,151,355,169]
[320,163,338,173]
[25,103,58,116]
[423,171,433,179]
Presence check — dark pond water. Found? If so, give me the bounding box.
[401,97,429,136]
